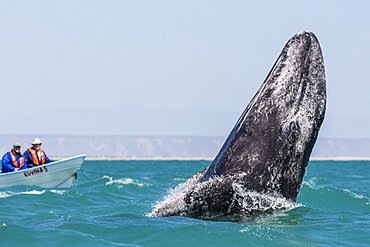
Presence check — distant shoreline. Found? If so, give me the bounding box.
[51,156,370,161]
[3,136,370,158]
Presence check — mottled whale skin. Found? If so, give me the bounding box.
[150,31,326,220]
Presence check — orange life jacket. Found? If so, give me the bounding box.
[28,148,46,166]
[8,151,25,168]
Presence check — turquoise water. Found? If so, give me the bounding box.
[0,160,369,246]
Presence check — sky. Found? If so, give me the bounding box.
[0,1,369,139]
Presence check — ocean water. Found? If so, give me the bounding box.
[0,159,369,246]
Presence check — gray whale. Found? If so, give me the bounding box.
[150,31,326,221]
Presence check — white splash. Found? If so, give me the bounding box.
[232,182,297,214]
[105,177,150,187]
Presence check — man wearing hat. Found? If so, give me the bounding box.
[1,142,27,173]
[23,138,53,168]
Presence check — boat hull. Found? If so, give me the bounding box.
[0,154,86,188]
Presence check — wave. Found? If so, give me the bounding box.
[0,189,71,198]
[104,176,151,188]
[0,190,42,198]
[299,182,370,216]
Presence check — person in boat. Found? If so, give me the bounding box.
[1,142,28,173]
[23,138,53,168]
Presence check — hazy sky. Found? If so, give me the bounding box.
[1,1,369,138]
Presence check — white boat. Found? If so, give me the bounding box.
[0,154,86,188]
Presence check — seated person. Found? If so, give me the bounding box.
[2,142,28,173]
[23,138,53,167]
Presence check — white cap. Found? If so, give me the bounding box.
[31,138,42,145]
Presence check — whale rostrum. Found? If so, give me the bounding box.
[150,31,326,220]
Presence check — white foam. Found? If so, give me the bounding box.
[105,177,150,187]
[342,188,369,201]
[50,189,68,195]
[0,190,46,198]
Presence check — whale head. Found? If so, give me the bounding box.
[201,31,326,201]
